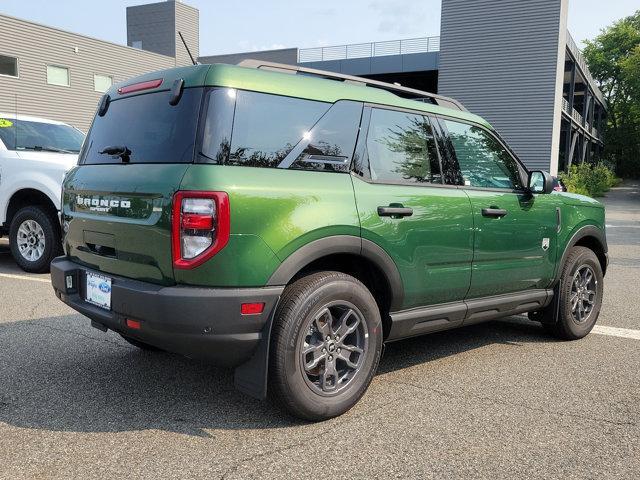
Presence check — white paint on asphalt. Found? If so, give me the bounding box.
[593,325,640,340]
[3,271,640,341]
[0,272,50,284]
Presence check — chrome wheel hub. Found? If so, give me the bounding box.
[17,220,45,262]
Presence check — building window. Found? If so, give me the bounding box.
[0,54,18,77]
[94,74,113,93]
[47,65,70,86]
[131,40,143,49]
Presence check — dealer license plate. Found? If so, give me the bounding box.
[85,272,112,310]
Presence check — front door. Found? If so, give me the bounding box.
[352,107,474,310]
[438,119,558,299]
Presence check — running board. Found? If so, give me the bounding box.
[387,289,553,341]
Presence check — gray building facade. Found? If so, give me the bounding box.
[127,0,199,67]
[0,0,605,174]
[199,48,297,67]
[202,0,605,175]
[438,0,569,173]
[0,1,198,132]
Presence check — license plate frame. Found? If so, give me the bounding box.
[85,272,112,310]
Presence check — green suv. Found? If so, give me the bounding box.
[51,61,607,421]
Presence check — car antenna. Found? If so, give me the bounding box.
[178,31,199,66]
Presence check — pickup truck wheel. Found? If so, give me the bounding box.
[545,246,603,340]
[9,206,61,273]
[269,272,383,421]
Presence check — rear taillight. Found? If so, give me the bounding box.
[172,191,230,269]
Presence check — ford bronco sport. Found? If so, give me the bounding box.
[51,61,607,421]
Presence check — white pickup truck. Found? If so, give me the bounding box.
[0,113,84,272]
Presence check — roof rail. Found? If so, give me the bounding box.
[237,59,467,112]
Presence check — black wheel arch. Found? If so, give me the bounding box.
[266,235,404,311]
[557,225,608,281]
[5,188,59,230]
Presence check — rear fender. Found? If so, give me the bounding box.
[234,235,403,399]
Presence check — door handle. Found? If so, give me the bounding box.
[377,206,413,218]
[482,207,508,218]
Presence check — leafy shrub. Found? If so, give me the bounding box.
[559,163,619,197]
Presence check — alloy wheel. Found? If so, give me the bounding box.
[299,302,369,396]
[570,265,597,324]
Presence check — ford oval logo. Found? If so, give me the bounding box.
[99,282,111,294]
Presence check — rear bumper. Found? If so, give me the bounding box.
[51,257,283,367]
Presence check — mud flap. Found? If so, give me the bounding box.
[528,285,560,325]
[233,305,277,400]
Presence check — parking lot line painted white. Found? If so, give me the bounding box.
[0,272,50,284]
[593,325,640,340]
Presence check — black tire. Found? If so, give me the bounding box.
[269,272,383,421]
[9,206,62,273]
[120,334,163,351]
[544,246,604,340]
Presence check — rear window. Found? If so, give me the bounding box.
[0,118,84,153]
[80,88,203,164]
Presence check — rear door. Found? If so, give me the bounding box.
[352,106,474,310]
[437,118,557,299]
[62,87,204,285]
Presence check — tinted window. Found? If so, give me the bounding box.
[200,88,235,163]
[430,117,464,186]
[81,88,203,164]
[284,101,362,173]
[228,91,330,168]
[0,55,18,77]
[0,118,84,153]
[443,120,524,190]
[366,108,442,184]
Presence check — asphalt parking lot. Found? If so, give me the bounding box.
[0,184,638,480]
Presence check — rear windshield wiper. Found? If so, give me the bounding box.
[20,145,77,154]
[99,145,131,163]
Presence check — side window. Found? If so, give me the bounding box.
[200,90,360,173]
[366,108,442,184]
[430,116,464,186]
[442,120,524,190]
[282,100,363,173]
[200,88,235,163]
[228,91,330,168]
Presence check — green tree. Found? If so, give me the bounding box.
[583,10,640,177]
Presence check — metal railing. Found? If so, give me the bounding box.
[566,31,606,106]
[298,36,440,63]
[563,97,603,140]
[592,126,603,140]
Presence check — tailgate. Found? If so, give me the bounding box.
[62,164,189,285]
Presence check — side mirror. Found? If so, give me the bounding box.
[527,170,554,194]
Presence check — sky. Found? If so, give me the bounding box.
[1,0,639,56]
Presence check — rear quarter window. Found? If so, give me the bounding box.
[200,89,362,173]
